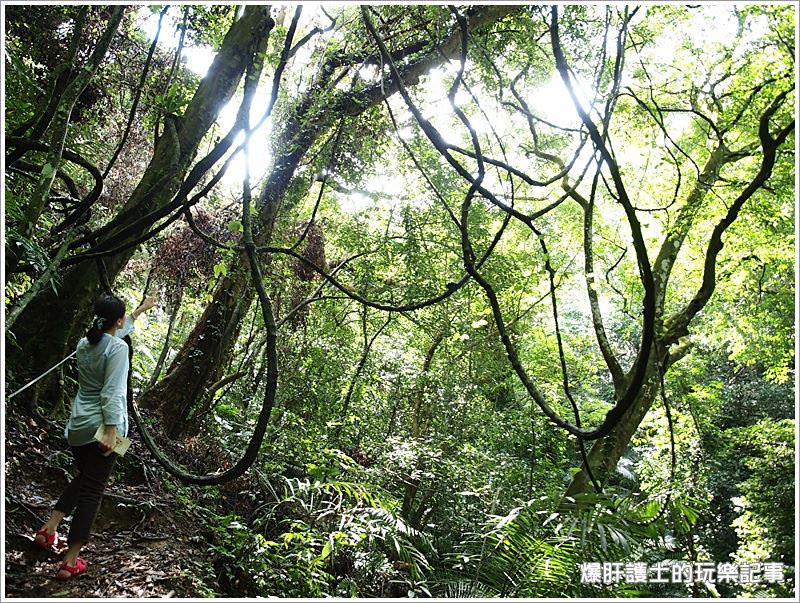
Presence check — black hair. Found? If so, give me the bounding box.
[86,295,126,345]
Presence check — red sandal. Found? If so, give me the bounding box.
[55,558,87,580]
[34,528,60,551]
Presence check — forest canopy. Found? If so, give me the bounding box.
[3,2,796,598]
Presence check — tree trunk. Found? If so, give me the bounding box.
[139,270,253,437]
[565,356,663,497]
[563,337,690,497]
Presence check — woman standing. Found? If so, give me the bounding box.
[33,294,155,580]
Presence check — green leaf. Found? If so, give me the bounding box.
[319,540,332,560]
[213,261,228,278]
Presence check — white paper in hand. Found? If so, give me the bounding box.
[93,425,131,456]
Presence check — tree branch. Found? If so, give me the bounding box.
[664,91,794,343]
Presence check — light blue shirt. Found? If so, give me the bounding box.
[64,317,135,446]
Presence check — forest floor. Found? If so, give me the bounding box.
[4,412,218,598]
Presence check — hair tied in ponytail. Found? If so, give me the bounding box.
[87,295,126,345]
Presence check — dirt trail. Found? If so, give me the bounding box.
[4,414,211,598]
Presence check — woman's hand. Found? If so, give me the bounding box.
[98,425,118,456]
[132,296,157,319]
